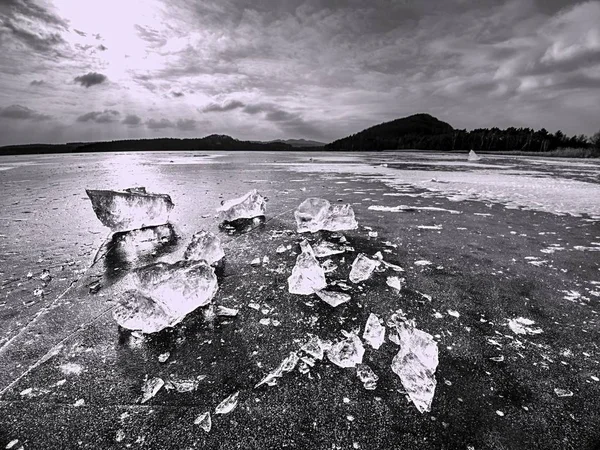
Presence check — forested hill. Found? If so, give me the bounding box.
[325,113,591,152]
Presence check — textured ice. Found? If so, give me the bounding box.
[390,319,439,413]
[86,187,174,232]
[386,276,402,291]
[363,313,385,349]
[315,289,351,307]
[194,412,212,432]
[294,198,358,233]
[255,352,300,388]
[468,150,481,161]
[327,332,365,368]
[300,335,325,360]
[217,189,266,222]
[313,240,346,258]
[287,241,327,295]
[356,363,379,390]
[215,391,239,414]
[349,254,379,283]
[183,230,225,265]
[507,317,543,335]
[114,260,218,332]
[216,306,239,317]
[140,377,164,404]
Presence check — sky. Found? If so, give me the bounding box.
[0,0,599,146]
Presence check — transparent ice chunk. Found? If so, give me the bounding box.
[300,335,325,360]
[140,377,164,404]
[313,240,346,258]
[468,150,481,161]
[349,254,379,283]
[315,290,351,307]
[255,352,299,388]
[386,276,403,292]
[356,363,379,390]
[327,332,365,368]
[363,313,385,349]
[184,230,225,265]
[113,290,174,334]
[217,189,266,222]
[86,188,174,232]
[294,198,358,233]
[507,317,543,335]
[194,411,211,432]
[287,241,327,295]
[215,391,239,414]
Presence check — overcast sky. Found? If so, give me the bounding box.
[0,0,599,145]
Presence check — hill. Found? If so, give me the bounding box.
[270,139,325,147]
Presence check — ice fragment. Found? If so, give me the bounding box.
[287,241,326,295]
[363,313,385,349]
[316,290,351,307]
[140,377,164,404]
[217,189,266,222]
[349,254,379,283]
[327,332,365,368]
[184,231,224,265]
[356,363,379,390]
[294,198,358,233]
[195,412,212,432]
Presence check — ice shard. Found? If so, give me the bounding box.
[356,364,379,390]
[315,290,351,307]
[215,391,239,414]
[217,189,266,223]
[105,224,176,266]
[300,335,325,360]
[113,290,175,334]
[184,230,225,265]
[386,276,403,292]
[140,377,164,404]
[86,187,174,232]
[468,150,481,161]
[255,352,300,388]
[390,318,439,413]
[327,332,365,368]
[194,412,211,432]
[507,317,543,335]
[363,313,385,349]
[313,240,346,258]
[349,254,379,283]
[287,241,327,295]
[294,198,358,233]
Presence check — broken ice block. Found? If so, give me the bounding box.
[468,150,481,161]
[294,198,358,233]
[313,240,346,258]
[300,335,325,360]
[215,392,239,414]
[349,254,379,283]
[114,260,218,332]
[363,313,385,349]
[356,363,379,390]
[287,241,327,295]
[390,319,439,413]
[255,352,300,388]
[195,412,211,432]
[86,188,174,232]
[217,189,266,223]
[140,377,164,404]
[164,377,199,393]
[216,306,239,317]
[315,290,351,307]
[507,317,543,335]
[184,231,225,265]
[327,332,365,368]
[106,224,176,267]
[386,276,402,292]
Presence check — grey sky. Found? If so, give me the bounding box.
[0,0,598,145]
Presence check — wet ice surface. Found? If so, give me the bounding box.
[0,150,599,449]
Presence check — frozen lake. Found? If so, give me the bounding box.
[0,150,599,449]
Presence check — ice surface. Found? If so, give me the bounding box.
[349,254,379,283]
[390,319,439,413]
[194,412,212,432]
[287,241,327,295]
[507,317,543,335]
[114,260,218,332]
[86,188,174,232]
[468,150,481,161]
[315,289,351,307]
[183,230,225,265]
[363,313,385,349]
[294,198,358,233]
[356,363,379,390]
[327,332,365,368]
[217,189,266,222]
[215,392,239,414]
[313,240,346,258]
[140,377,164,404]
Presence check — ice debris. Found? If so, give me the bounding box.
[507,317,543,335]
[287,240,327,295]
[349,254,379,283]
[86,187,174,232]
[294,198,358,233]
[300,335,325,360]
[195,412,212,432]
[255,352,299,388]
[315,290,351,307]
[164,376,200,392]
[389,316,439,413]
[216,306,239,317]
[113,260,218,333]
[217,189,266,223]
[140,377,164,404]
[313,240,346,258]
[327,332,365,368]
[363,313,385,349]
[386,276,403,292]
[356,364,379,390]
[215,391,239,414]
[183,231,224,265]
[468,150,481,161]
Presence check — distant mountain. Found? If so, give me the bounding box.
[270,139,325,147]
[325,113,454,151]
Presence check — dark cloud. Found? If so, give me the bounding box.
[134,24,167,48]
[176,118,197,131]
[203,100,245,113]
[172,91,184,98]
[74,72,107,88]
[97,44,107,51]
[74,29,86,37]
[30,79,44,86]
[1,19,66,54]
[0,104,50,121]
[122,114,142,126]
[93,33,102,40]
[76,110,120,123]
[146,118,174,130]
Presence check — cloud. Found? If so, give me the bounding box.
[146,118,174,130]
[30,79,44,86]
[0,104,51,121]
[122,114,142,126]
[97,44,107,51]
[76,110,120,123]
[172,91,184,97]
[176,118,197,131]
[74,29,86,37]
[74,72,107,87]
[203,100,245,113]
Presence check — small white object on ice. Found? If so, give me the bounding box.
[327,332,365,368]
[255,352,300,388]
[195,412,212,432]
[158,352,170,363]
[496,410,504,417]
[507,317,543,335]
[417,225,442,230]
[368,231,378,238]
[301,335,325,360]
[313,240,346,258]
[294,198,358,233]
[349,254,379,283]
[554,388,573,397]
[263,256,269,264]
[74,398,85,407]
[140,377,164,403]
[414,260,432,266]
[363,313,385,349]
[251,258,261,266]
[216,306,239,317]
[356,363,378,390]
[40,269,52,282]
[276,245,287,253]
[315,290,351,307]
[468,150,481,161]
[386,276,402,292]
[184,231,225,265]
[6,439,19,449]
[287,240,327,295]
[217,189,266,222]
[215,391,239,414]
[447,310,460,318]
